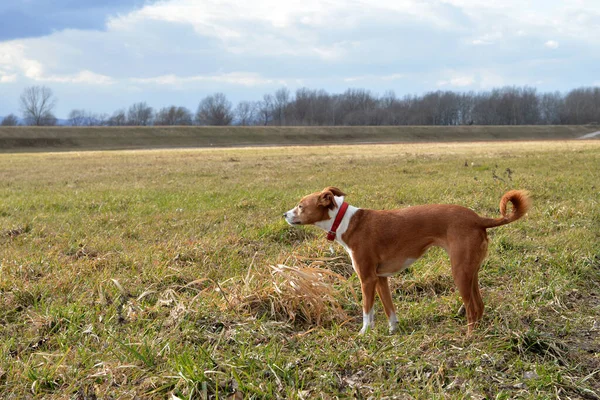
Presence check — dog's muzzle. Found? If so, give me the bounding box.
[283,211,301,225]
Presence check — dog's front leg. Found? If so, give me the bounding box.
[358,273,378,334]
[376,277,398,334]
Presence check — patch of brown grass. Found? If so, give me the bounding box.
[228,257,357,326]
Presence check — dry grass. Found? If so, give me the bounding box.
[1,140,599,398]
[229,256,356,327]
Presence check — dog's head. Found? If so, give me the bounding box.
[284,187,346,226]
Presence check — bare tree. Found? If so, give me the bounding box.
[315,90,336,125]
[1,114,19,126]
[195,93,233,126]
[69,110,106,126]
[127,102,154,126]
[155,106,193,125]
[457,92,475,125]
[108,109,127,126]
[69,109,87,126]
[563,87,600,124]
[257,94,274,126]
[293,88,314,125]
[273,87,291,125]
[337,88,377,125]
[539,92,563,124]
[234,101,257,126]
[95,113,109,126]
[20,86,58,126]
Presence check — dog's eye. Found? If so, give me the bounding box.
[298,204,303,209]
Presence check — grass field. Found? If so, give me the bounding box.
[1,141,599,399]
[0,125,598,152]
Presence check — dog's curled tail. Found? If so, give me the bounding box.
[480,190,531,229]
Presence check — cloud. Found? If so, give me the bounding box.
[0,42,45,80]
[437,76,476,87]
[344,73,405,83]
[107,0,337,59]
[471,32,503,46]
[131,72,279,87]
[0,42,114,85]
[0,73,17,83]
[106,0,467,61]
[544,40,559,49]
[43,70,116,85]
[444,0,600,52]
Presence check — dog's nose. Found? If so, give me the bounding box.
[283,212,287,218]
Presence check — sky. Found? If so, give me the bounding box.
[1,0,599,118]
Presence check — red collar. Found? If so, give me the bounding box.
[326,202,349,241]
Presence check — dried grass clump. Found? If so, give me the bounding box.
[230,257,357,327]
[120,256,357,330]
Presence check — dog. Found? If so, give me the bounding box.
[284,187,530,334]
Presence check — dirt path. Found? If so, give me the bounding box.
[578,131,600,139]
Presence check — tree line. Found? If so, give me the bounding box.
[2,85,600,127]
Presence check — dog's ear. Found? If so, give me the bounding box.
[323,186,346,197]
[318,187,345,209]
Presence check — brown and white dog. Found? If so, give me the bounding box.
[284,187,531,334]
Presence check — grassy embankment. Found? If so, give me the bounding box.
[1,141,599,398]
[0,124,598,152]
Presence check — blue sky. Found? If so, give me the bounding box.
[0,1,150,41]
[1,0,599,118]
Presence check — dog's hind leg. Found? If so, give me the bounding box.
[449,232,488,334]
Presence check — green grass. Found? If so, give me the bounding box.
[1,141,599,398]
[0,124,598,152]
